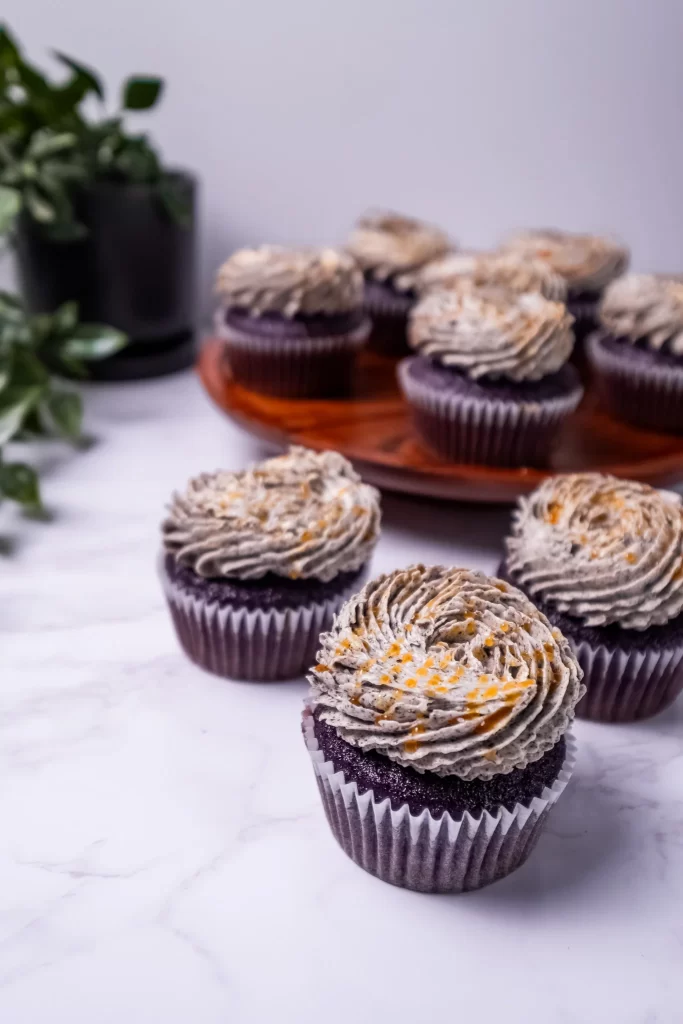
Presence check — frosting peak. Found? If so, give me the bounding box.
[309,565,583,780]
[599,273,683,355]
[347,211,450,283]
[502,230,629,293]
[163,447,381,582]
[506,473,683,629]
[215,246,363,317]
[408,286,575,381]
[401,251,567,302]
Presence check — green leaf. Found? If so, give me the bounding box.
[53,51,104,100]
[122,76,163,111]
[11,347,50,386]
[28,130,77,160]
[0,183,21,232]
[0,25,20,71]
[24,185,55,223]
[0,460,41,509]
[16,58,51,98]
[61,324,128,361]
[0,290,24,311]
[0,387,42,445]
[28,313,54,344]
[52,300,78,335]
[0,357,10,392]
[42,389,82,440]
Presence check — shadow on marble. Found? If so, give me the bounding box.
[620,693,683,736]
[466,761,626,908]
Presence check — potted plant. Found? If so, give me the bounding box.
[0,25,196,380]
[0,290,127,512]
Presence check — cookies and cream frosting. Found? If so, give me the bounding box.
[310,565,583,780]
[401,252,567,302]
[163,447,381,582]
[506,473,683,630]
[502,230,629,293]
[599,273,683,355]
[408,287,575,381]
[347,211,450,284]
[215,246,364,317]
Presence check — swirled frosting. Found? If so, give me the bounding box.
[346,211,450,285]
[163,447,381,582]
[408,287,575,381]
[502,230,629,293]
[506,473,683,630]
[215,246,364,317]
[310,565,583,780]
[599,274,683,355]
[401,252,567,302]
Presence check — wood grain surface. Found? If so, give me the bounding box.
[198,338,683,503]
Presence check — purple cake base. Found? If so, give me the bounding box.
[497,559,683,721]
[587,332,683,433]
[312,711,566,818]
[398,356,583,467]
[303,707,576,893]
[161,554,366,682]
[218,308,369,399]
[363,277,415,357]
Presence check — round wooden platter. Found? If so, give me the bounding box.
[198,338,683,503]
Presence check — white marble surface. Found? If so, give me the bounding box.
[2,369,683,1024]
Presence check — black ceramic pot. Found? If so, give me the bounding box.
[14,171,197,380]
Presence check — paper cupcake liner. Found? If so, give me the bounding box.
[587,332,683,433]
[160,559,365,682]
[573,637,683,722]
[216,313,370,398]
[362,281,414,357]
[497,560,683,723]
[398,358,583,467]
[302,707,577,893]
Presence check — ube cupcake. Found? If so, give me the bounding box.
[587,274,683,432]
[160,446,381,681]
[501,473,683,722]
[215,246,370,398]
[398,286,583,466]
[346,211,450,356]
[502,229,629,340]
[407,251,567,303]
[304,565,583,893]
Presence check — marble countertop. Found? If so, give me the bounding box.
[2,369,682,1024]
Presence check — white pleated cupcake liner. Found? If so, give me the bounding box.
[302,706,577,893]
[586,331,683,432]
[160,558,365,682]
[215,311,370,398]
[397,357,583,466]
[574,636,683,722]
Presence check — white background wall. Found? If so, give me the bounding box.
[3,0,683,314]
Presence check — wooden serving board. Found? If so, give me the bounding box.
[198,338,683,503]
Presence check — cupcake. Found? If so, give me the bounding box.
[407,251,567,302]
[346,211,450,356]
[304,565,583,893]
[587,273,683,432]
[160,446,381,681]
[398,286,583,466]
[501,473,683,722]
[215,246,370,398]
[502,229,629,339]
